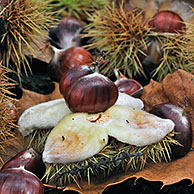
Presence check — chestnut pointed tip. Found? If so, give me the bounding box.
[131,87,143,98]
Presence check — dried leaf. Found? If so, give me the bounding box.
[24,31,53,64]
[0,130,24,167]
[15,82,62,116]
[141,69,194,131]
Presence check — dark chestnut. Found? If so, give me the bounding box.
[149,103,192,157]
[148,10,186,33]
[60,65,118,113]
[1,148,46,179]
[114,70,143,98]
[49,17,85,49]
[0,166,44,194]
[48,46,93,82]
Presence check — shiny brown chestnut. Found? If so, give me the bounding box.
[148,10,186,33]
[1,148,46,179]
[5,100,18,124]
[114,70,143,98]
[0,165,44,194]
[60,65,118,113]
[48,46,93,82]
[149,103,192,157]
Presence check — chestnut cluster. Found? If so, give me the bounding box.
[48,29,144,114]
[47,17,92,82]
[58,55,144,113]
[0,148,45,194]
[48,18,145,112]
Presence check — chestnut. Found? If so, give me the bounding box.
[5,100,18,124]
[60,65,118,113]
[148,10,186,33]
[1,148,46,179]
[0,166,44,194]
[49,17,85,49]
[48,46,93,82]
[149,103,192,157]
[114,70,143,98]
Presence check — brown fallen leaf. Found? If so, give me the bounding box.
[141,69,194,133]
[24,31,53,64]
[15,82,62,116]
[0,130,24,168]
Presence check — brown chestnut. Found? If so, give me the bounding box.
[5,100,18,124]
[114,70,143,98]
[149,103,192,157]
[48,46,93,82]
[148,10,186,33]
[60,65,118,113]
[0,165,44,194]
[1,148,46,179]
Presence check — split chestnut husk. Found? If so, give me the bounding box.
[0,0,56,77]
[149,103,192,157]
[84,1,194,82]
[25,126,177,186]
[1,148,45,179]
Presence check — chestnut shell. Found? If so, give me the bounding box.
[115,78,143,98]
[60,65,118,113]
[148,10,186,33]
[5,101,18,124]
[48,46,93,82]
[150,103,192,157]
[1,148,46,179]
[0,168,44,194]
[60,65,94,97]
